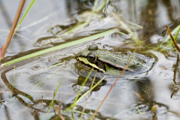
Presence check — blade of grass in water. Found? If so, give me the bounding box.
[61,0,108,37]
[164,25,180,43]
[112,12,142,45]
[75,76,106,104]
[127,21,143,29]
[93,0,109,12]
[32,64,64,90]
[69,68,94,109]
[1,29,117,67]
[16,0,37,30]
[172,26,180,45]
[80,74,97,118]
[64,74,106,112]
[166,25,180,52]
[72,75,106,117]
[48,80,61,112]
[61,22,90,36]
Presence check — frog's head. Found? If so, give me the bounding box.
[76,44,134,74]
[76,45,154,75]
[76,45,106,73]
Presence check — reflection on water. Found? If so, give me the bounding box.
[1,0,180,119]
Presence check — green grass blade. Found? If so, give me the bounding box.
[170,26,180,46]
[174,26,180,41]
[93,0,108,12]
[164,25,180,42]
[64,75,106,112]
[16,0,37,29]
[61,22,89,36]
[118,31,130,37]
[63,0,108,35]
[48,80,61,111]
[2,29,117,67]
[75,76,106,104]
[127,21,143,29]
[69,68,94,109]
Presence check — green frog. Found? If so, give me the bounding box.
[76,45,152,76]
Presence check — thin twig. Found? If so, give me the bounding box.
[0,0,26,59]
[54,104,65,120]
[133,91,145,101]
[80,75,96,118]
[166,25,180,52]
[90,51,135,120]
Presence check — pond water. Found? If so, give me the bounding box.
[1,0,180,120]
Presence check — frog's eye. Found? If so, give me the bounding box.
[87,52,98,63]
[88,44,98,50]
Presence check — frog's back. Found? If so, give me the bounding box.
[96,50,149,71]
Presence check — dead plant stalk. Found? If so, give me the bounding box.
[166,25,180,52]
[0,0,26,59]
[90,51,135,120]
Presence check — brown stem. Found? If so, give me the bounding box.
[90,50,136,120]
[166,25,180,52]
[0,0,26,60]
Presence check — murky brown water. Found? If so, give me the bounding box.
[1,0,180,119]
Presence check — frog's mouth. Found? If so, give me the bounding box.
[76,56,134,73]
[76,56,106,73]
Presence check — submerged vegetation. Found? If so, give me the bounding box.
[0,0,180,119]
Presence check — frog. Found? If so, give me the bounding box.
[76,44,153,76]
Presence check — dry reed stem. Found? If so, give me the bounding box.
[54,104,65,120]
[90,52,135,120]
[166,25,180,52]
[0,0,26,59]
[133,91,145,101]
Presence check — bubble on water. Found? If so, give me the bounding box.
[159,70,172,80]
[164,73,169,77]
[96,42,101,46]
[150,34,163,44]
[72,85,81,92]
[31,63,46,71]
[111,33,117,39]
[103,44,109,49]
[159,72,163,76]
